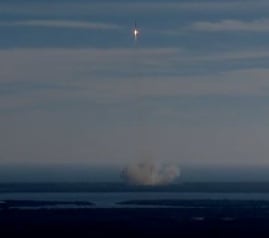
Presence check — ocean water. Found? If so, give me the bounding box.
[2,192,269,208]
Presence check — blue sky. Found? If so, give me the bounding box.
[1,0,269,182]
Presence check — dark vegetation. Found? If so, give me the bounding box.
[118,199,269,208]
[2,183,269,237]
[1,200,269,237]
[0,200,93,209]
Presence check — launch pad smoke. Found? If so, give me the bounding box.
[121,161,180,186]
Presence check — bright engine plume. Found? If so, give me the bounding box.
[133,21,139,40]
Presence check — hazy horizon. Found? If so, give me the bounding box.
[1,163,269,183]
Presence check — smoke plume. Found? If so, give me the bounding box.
[121,161,180,186]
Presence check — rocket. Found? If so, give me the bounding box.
[133,21,139,40]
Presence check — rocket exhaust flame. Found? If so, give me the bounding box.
[133,21,139,41]
[134,29,139,40]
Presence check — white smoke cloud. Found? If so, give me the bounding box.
[121,161,180,186]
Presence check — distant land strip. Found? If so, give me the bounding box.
[1,182,269,193]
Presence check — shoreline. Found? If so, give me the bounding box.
[2,182,269,193]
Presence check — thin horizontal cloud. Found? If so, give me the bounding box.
[2,48,269,85]
[0,20,122,30]
[0,48,182,84]
[1,67,269,111]
[192,50,269,62]
[192,19,269,32]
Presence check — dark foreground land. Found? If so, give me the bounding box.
[2,200,269,238]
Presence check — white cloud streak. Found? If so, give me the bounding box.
[0,20,121,30]
[192,19,269,32]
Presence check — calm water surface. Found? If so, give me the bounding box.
[2,192,269,208]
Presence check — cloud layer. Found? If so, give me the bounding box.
[1,47,269,112]
[192,19,269,32]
